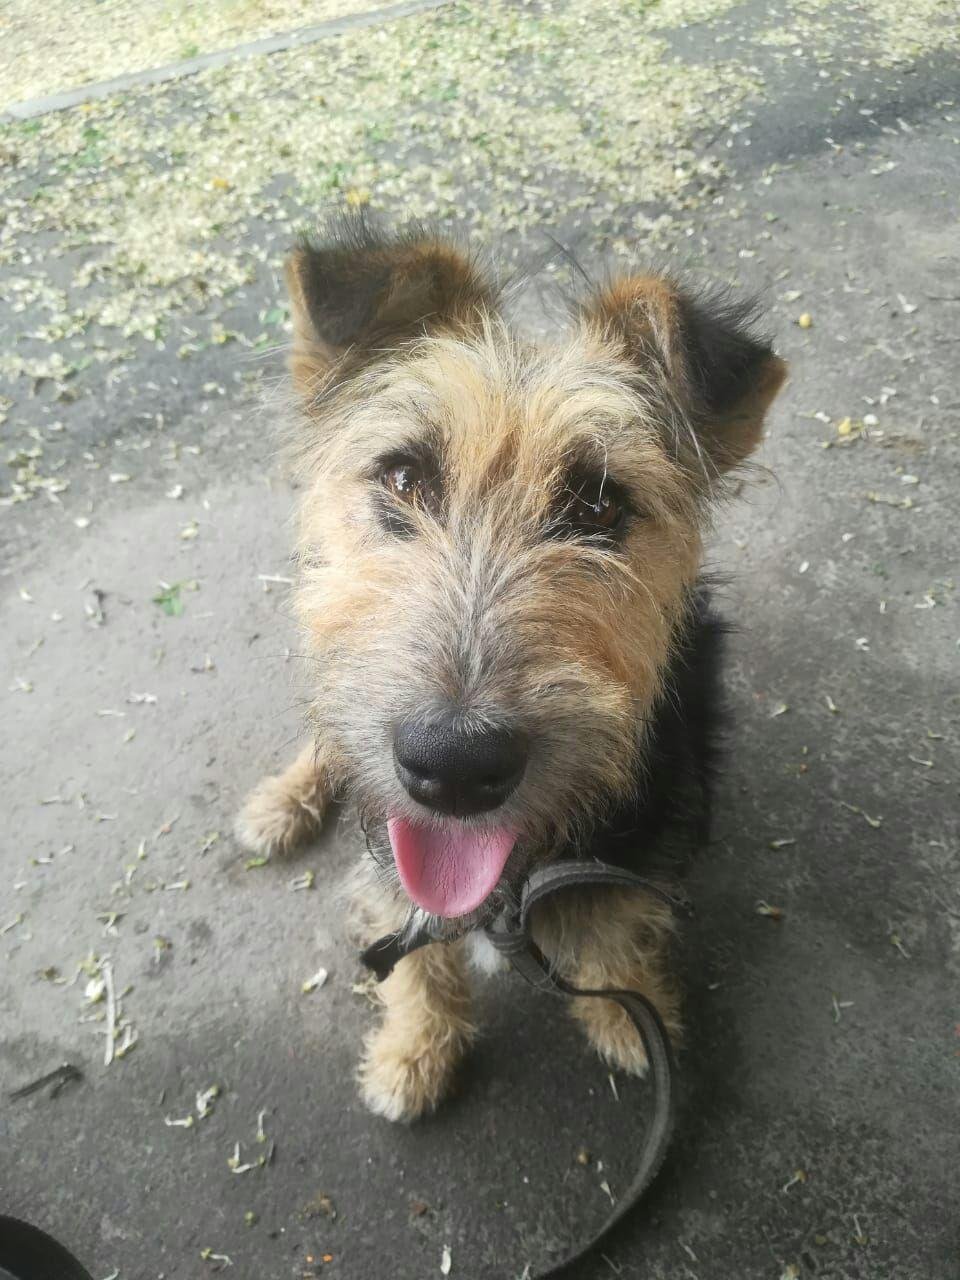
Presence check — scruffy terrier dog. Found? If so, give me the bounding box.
[236,219,785,1122]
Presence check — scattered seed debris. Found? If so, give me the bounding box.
[0,913,25,936]
[839,802,882,828]
[98,912,123,938]
[200,1249,232,1271]
[890,932,910,959]
[164,1114,196,1129]
[302,967,329,994]
[227,1142,260,1174]
[769,838,796,850]
[756,901,785,920]
[197,1084,221,1118]
[832,995,855,1023]
[865,490,914,510]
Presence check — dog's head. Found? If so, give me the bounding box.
[286,219,785,926]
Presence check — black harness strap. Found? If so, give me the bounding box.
[361,859,684,1278]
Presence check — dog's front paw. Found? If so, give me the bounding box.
[577,997,654,1078]
[234,772,324,856]
[358,1025,463,1122]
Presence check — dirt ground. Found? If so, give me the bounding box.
[2,3,958,1279]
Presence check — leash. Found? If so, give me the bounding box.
[361,859,686,1278]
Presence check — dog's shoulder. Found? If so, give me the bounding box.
[587,586,728,870]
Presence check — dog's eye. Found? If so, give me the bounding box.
[570,486,622,531]
[381,462,441,517]
[559,478,626,539]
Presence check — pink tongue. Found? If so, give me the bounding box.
[387,816,516,918]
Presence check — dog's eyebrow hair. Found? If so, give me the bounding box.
[363,428,445,481]
[559,440,617,488]
[384,395,435,431]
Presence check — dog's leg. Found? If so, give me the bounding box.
[235,740,337,856]
[533,887,681,1077]
[359,939,475,1122]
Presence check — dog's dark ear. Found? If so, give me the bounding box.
[285,219,494,395]
[582,275,786,475]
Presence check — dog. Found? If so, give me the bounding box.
[236,217,786,1122]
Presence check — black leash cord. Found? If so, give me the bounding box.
[362,859,681,1279]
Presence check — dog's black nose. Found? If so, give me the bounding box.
[393,713,528,817]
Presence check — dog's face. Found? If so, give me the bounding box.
[287,222,785,926]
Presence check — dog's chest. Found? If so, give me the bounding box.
[465,930,510,977]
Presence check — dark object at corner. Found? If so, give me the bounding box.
[0,1217,94,1280]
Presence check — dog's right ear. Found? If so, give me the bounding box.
[582,274,786,478]
[285,218,494,396]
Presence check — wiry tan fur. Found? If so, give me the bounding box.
[237,227,785,1120]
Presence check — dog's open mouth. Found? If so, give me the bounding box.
[387,816,517,918]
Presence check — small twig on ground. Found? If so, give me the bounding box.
[102,959,117,1066]
[9,1062,83,1101]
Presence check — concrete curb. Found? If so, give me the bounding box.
[2,0,451,122]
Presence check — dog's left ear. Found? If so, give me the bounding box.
[582,275,787,475]
[285,219,494,395]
